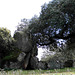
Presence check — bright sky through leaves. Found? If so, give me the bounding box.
[0,0,52,36]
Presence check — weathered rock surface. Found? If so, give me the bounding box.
[30,57,39,69]
[47,60,62,69]
[14,31,32,53]
[9,62,21,69]
[17,52,26,62]
[38,61,47,70]
[22,53,31,69]
[13,31,39,70]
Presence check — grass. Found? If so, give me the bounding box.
[0,68,75,75]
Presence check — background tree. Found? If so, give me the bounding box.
[0,27,21,68]
[0,28,14,68]
[15,18,29,32]
[28,0,75,62]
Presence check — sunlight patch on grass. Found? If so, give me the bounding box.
[0,68,75,75]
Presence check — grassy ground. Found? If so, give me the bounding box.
[0,68,75,75]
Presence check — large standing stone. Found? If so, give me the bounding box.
[14,31,32,53]
[38,61,47,70]
[47,60,61,69]
[17,52,26,62]
[22,53,30,69]
[30,57,39,69]
[9,62,21,69]
[14,31,39,69]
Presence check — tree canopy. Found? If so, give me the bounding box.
[25,0,75,62]
[28,0,75,48]
[0,28,21,68]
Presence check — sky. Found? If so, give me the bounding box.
[37,47,46,61]
[0,0,52,36]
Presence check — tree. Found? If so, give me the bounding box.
[28,0,75,48]
[27,0,75,63]
[0,27,18,68]
[15,18,29,32]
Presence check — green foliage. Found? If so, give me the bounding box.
[0,27,21,68]
[0,27,13,53]
[2,48,22,61]
[26,0,75,63]
[27,0,75,49]
[15,18,29,33]
[29,15,40,33]
[29,0,75,35]
[0,27,10,37]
